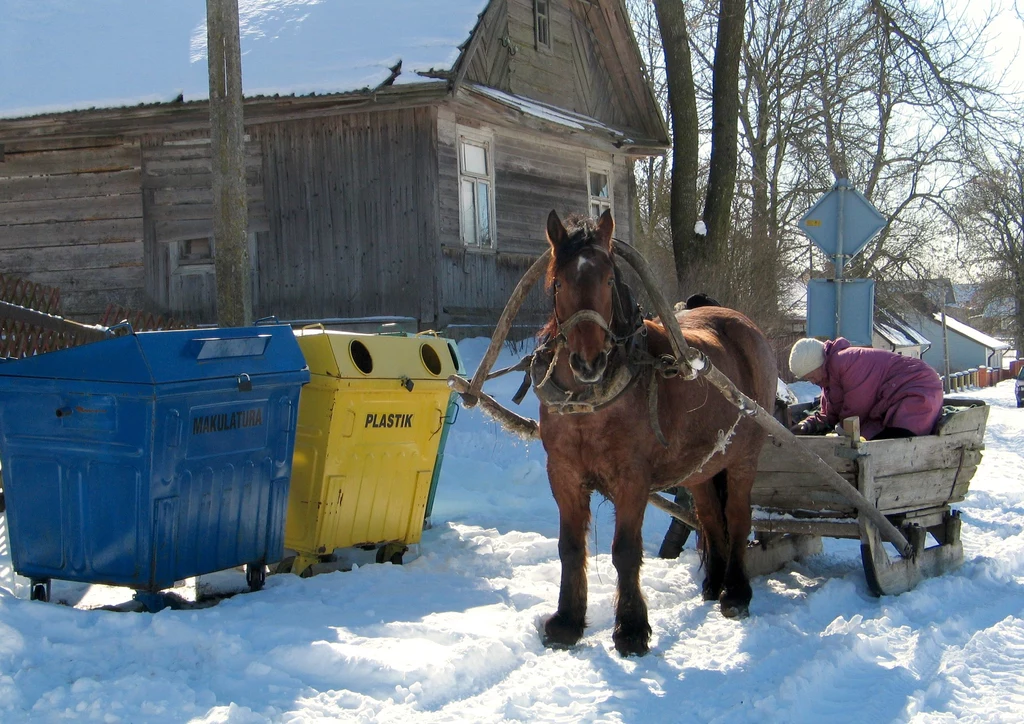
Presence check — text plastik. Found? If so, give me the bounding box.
[365,413,414,429]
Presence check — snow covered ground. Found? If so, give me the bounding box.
[1,337,1022,723]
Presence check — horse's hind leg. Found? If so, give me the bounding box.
[690,473,730,602]
[611,489,652,656]
[544,472,591,649]
[719,464,755,618]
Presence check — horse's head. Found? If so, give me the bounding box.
[545,209,617,385]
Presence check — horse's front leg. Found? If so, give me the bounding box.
[611,489,651,656]
[544,470,591,649]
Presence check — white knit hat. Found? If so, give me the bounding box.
[789,338,826,379]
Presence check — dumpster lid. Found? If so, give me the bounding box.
[0,325,309,384]
[295,329,462,380]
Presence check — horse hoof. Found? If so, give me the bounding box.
[613,628,652,657]
[542,612,585,649]
[719,600,749,619]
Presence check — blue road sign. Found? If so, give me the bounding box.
[799,180,886,259]
[807,278,875,345]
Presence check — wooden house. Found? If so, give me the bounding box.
[0,0,668,330]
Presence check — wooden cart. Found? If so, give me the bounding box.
[657,398,989,596]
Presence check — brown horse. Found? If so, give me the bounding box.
[536,209,777,657]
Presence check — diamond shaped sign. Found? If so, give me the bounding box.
[799,180,887,258]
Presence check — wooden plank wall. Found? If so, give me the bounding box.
[463,0,514,91]
[141,134,267,322]
[251,107,438,324]
[0,139,146,322]
[437,106,635,328]
[505,0,629,131]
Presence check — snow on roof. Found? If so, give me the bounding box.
[875,308,930,348]
[933,312,1010,350]
[1,0,488,119]
[467,84,628,139]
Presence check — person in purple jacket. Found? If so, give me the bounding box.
[788,337,945,440]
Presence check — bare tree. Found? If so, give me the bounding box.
[955,143,1024,351]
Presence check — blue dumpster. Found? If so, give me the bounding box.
[0,324,310,602]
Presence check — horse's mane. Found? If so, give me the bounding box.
[544,214,602,288]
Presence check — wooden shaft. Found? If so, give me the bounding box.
[612,240,690,359]
[699,363,914,558]
[647,493,700,529]
[461,249,550,407]
[448,374,540,439]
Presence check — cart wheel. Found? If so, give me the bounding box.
[245,564,266,592]
[375,543,406,565]
[30,580,50,603]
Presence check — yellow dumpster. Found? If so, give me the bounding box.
[285,329,461,575]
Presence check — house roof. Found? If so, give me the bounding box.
[933,313,1010,351]
[0,0,488,119]
[874,307,930,348]
[465,84,662,151]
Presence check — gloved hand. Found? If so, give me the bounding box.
[791,417,828,435]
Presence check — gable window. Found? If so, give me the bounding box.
[458,127,495,248]
[587,162,613,218]
[535,0,552,52]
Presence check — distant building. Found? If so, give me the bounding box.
[903,311,1009,373]
[871,307,930,359]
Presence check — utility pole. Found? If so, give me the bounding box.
[207,0,252,327]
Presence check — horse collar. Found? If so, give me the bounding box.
[530,335,641,415]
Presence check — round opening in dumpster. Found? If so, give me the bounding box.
[350,340,373,374]
[421,344,442,376]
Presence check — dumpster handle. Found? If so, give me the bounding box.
[301,323,326,332]
[106,321,135,337]
[254,316,280,326]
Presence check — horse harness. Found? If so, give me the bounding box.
[500,263,707,447]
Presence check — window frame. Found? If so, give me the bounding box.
[457,126,497,250]
[586,160,613,219]
[534,0,552,53]
[170,236,216,276]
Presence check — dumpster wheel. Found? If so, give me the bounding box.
[375,543,407,565]
[245,563,267,592]
[30,579,50,603]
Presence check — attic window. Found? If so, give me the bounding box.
[535,0,552,52]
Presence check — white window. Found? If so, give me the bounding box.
[587,162,613,218]
[458,127,495,248]
[535,0,552,52]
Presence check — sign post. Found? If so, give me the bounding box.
[799,180,886,345]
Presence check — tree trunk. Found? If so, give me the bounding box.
[703,0,745,259]
[654,0,700,294]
